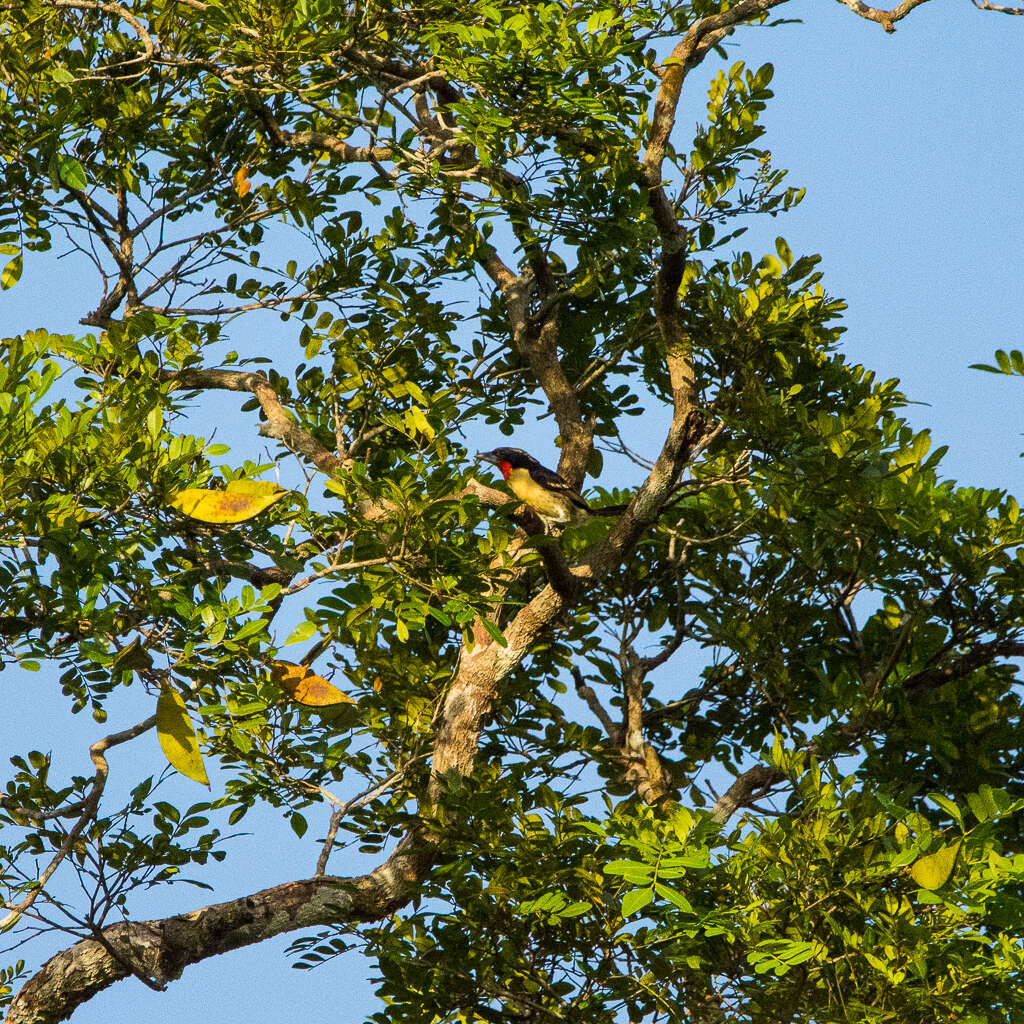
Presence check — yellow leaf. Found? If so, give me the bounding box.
[223,478,283,496]
[156,688,210,787]
[170,484,288,523]
[271,661,355,706]
[910,840,961,890]
[233,164,251,197]
[1,253,23,290]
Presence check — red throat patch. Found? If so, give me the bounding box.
[497,461,512,480]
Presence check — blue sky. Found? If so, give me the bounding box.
[2,3,1022,1020]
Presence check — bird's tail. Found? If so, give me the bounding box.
[591,503,630,516]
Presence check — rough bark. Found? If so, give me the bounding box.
[7,836,430,1024]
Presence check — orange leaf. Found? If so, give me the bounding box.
[233,164,251,197]
[271,661,355,706]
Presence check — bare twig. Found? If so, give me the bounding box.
[971,0,1024,11]
[571,666,618,738]
[0,715,157,931]
[52,0,158,61]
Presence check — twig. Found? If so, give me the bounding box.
[315,809,344,877]
[312,756,429,875]
[971,0,1024,11]
[571,666,617,738]
[0,715,157,931]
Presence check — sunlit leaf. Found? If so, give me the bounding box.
[1,254,22,290]
[620,886,654,917]
[224,478,282,496]
[910,840,961,890]
[56,155,87,190]
[284,620,317,646]
[170,482,288,523]
[271,661,355,706]
[233,164,252,197]
[156,688,210,787]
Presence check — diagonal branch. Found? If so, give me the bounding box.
[901,639,1024,695]
[712,765,780,823]
[642,0,785,365]
[472,242,594,486]
[5,838,430,1024]
[970,0,1024,12]
[162,368,345,477]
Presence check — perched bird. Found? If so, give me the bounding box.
[476,447,626,528]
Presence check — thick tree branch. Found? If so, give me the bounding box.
[5,837,431,1024]
[901,639,1024,695]
[162,367,511,516]
[572,667,618,738]
[473,246,594,487]
[426,371,713,805]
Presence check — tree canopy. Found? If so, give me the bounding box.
[2,1,1024,1022]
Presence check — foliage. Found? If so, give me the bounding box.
[1,1,1022,1022]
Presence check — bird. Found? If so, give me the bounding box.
[476,447,627,528]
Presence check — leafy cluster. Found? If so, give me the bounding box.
[1,2,1023,1023]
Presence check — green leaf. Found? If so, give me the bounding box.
[654,882,693,914]
[156,688,210,787]
[480,618,507,647]
[559,900,590,918]
[927,792,962,824]
[910,840,961,890]
[284,620,317,646]
[620,886,654,917]
[1,254,22,290]
[966,790,989,822]
[604,859,653,881]
[56,155,88,191]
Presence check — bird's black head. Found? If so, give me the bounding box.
[476,447,534,470]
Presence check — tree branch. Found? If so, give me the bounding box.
[161,368,345,477]
[5,836,431,1024]
[971,0,1024,12]
[0,716,156,933]
[712,765,780,823]
[833,0,932,31]
[901,639,1024,695]
[572,666,618,738]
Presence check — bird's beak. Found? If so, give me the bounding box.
[476,450,498,465]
